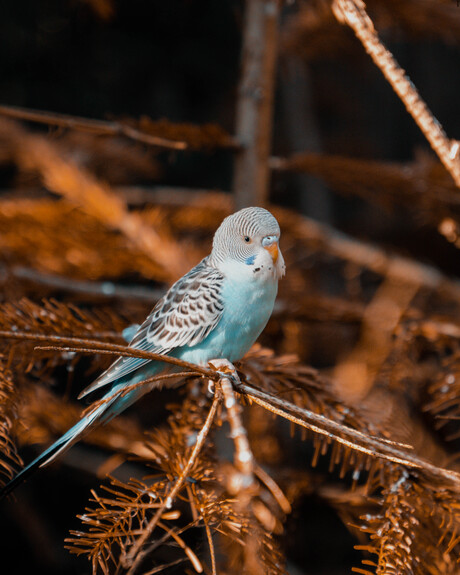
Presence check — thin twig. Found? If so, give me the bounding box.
[238,382,460,486]
[9,328,458,486]
[124,392,221,574]
[0,104,187,150]
[8,265,163,302]
[156,521,203,573]
[79,370,203,417]
[204,522,217,575]
[253,463,291,515]
[332,0,460,188]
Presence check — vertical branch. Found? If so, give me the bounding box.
[233,0,280,208]
[332,0,460,188]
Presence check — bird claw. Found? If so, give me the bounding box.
[207,380,215,395]
[208,359,241,388]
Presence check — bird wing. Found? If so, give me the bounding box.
[79,258,225,398]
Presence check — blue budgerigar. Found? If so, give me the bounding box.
[1,206,285,497]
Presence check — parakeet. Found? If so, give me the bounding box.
[1,206,285,497]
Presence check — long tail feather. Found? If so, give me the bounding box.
[0,394,120,499]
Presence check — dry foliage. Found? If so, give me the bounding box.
[1,1,460,574]
[2,176,460,573]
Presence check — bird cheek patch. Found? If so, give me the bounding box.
[245,255,256,265]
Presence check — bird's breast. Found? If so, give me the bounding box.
[177,276,277,365]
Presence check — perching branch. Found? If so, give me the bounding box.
[4,329,460,488]
[218,375,254,481]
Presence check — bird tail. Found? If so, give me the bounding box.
[0,386,133,499]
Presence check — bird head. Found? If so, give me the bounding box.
[210,207,285,280]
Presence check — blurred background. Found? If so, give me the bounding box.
[1,1,460,574]
[1,0,459,263]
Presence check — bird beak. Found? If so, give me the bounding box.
[264,240,279,264]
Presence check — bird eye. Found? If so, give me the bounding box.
[244,236,251,243]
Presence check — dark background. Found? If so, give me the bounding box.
[1,1,460,573]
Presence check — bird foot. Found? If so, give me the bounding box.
[208,359,241,388]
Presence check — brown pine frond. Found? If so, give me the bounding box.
[58,131,162,186]
[214,498,285,575]
[0,118,192,281]
[0,299,140,461]
[132,117,237,150]
[0,356,22,487]
[66,395,218,574]
[241,346,392,449]
[356,467,460,575]
[0,198,166,281]
[66,393,285,575]
[0,297,129,376]
[0,298,128,340]
[420,345,460,445]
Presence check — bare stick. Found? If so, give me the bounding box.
[0,104,187,150]
[8,265,163,302]
[233,0,280,208]
[124,392,221,574]
[332,0,460,188]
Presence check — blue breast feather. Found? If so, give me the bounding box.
[176,276,277,364]
[103,276,278,400]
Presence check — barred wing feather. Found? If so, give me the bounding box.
[79,259,224,398]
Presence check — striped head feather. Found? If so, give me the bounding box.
[209,207,285,279]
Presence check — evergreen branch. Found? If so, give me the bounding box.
[123,392,221,574]
[237,382,460,485]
